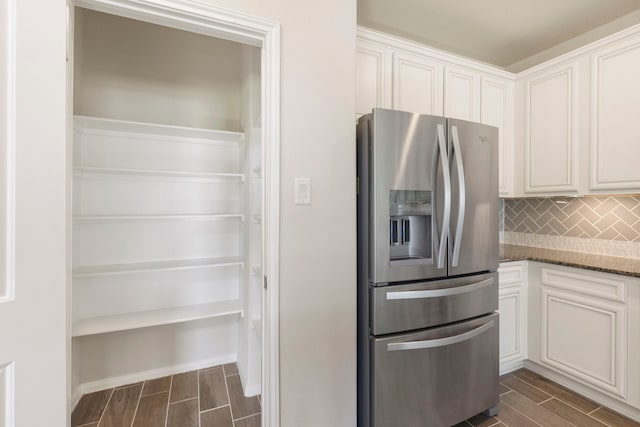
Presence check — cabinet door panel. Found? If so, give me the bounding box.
[498,263,526,371]
[541,288,626,398]
[444,66,480,121]
[482,77,514,196]
[356,41,390,116]
[591,38,640,190]
[525,63,579,193]
[499,289,521,361]
[392,52,443,115]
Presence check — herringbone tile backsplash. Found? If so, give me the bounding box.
[503,195,640,242]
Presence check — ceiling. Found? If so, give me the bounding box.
[357,0,640,72]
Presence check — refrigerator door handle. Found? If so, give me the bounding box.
[433,123,450,270]
[385,277,494,300]
[450,125,466,268]
[387,320,494,351]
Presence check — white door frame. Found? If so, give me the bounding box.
[68,1,281,425]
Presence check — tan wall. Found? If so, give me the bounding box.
[186,0,357,425]
[74,8,245,131]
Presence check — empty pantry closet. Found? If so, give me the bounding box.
[71,7,263,406]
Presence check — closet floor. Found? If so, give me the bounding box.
[71,363,260,427]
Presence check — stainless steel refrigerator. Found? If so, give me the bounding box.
[357,108,500,427]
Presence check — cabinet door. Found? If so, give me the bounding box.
[498,263,527,371]
[524,62,580,193]
[356,40,391,117]
[392,52,443,115]
[539,267,627,398]
[444,66,480,121]
[482,77,514,196]
[590,35,640,191]
[499,287,524,364]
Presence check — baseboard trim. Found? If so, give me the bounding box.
[524,360,640,422]
[71,388,83,412]
[235,351,261,398]
[500,358,525,375]
[71,354,237,411]
[243,383,261,397]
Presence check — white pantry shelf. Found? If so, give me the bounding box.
[74,166,245,182]
[73,213,244,221]
[72,299,244,337]
[74,115,245,146]
[73,256,244,278]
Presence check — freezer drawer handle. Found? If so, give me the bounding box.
[387,320,494,351]
[385,277,494,300]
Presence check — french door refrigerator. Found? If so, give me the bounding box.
[357,108,500,427]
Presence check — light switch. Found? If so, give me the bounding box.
[295,178,311,204]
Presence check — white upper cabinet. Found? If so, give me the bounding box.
[356,28,515,195]
[392,52,443,115]
[590,33,640,192]
[481,76,514,196]
[514,27,640,196]
[523,61,580,194]
[358,25,640,197]
[356,40,391,117]
[444,66,481,121]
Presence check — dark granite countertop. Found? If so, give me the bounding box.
[500,244,640,278]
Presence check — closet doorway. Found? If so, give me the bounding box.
[67,1,280,425]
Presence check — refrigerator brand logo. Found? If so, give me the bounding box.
[479,136,489,144]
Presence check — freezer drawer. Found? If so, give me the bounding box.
[371,272,497,335]
[371,313,499,427]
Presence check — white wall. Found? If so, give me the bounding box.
[74,8,245,131]
[194,1,358,425]
[4,0,68,425]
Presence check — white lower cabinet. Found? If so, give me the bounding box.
[498,262,527,373]
[526,262,640,414]
[540,268,626,398]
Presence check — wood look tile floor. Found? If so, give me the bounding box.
[72,366,640,427]
[456,369,640,427]
[72,363,260,427]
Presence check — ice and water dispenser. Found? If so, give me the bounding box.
[388,190,432,266]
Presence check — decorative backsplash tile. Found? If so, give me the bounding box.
[504,196,640,242]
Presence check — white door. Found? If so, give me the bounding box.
[355,40,390,116]
[481,76,514,196]
[392,52,444,115]
[0,0,68,425]
[590,34,640,191]
[524,62,580,194]
[444,65,480,121]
